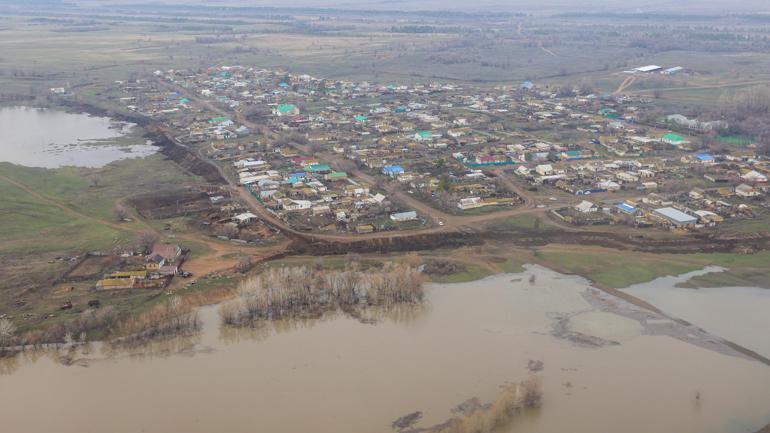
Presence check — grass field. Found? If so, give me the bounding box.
[0,173,131,256]
[428,262,494,284]
[720,212,770,234]
[535,250,702,288]
[3,8,770,106]
[486,214,544,231]
[534,248,770,289]
[718,134,755,146]
[0,153,202,250]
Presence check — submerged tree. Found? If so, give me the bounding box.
[219,264,425,326]
[0,319,17,350]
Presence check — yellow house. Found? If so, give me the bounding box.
[145,255,165,271]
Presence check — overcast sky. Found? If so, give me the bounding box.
[136,0,770,13]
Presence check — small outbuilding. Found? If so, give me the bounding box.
[390,211,418,222]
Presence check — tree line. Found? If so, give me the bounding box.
[219,263,425,326]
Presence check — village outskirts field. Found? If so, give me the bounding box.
[1,9,770,339]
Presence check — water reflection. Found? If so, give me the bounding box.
[219,303,430,346]
[102,333,206,361]
[0,354,20,376]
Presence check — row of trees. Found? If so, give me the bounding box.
[219,263,425,326]
[2,296,204,354]
[710,86,770,155]
[114,297,201,345]
[0,307,121,353]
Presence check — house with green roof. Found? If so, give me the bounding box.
[273,104,299,117]
[598,108,621,119]
[414,131,433,141]
[354,115,368,122]
[325,171,348,181]
[308,164,332,173]
[661,133,687,146]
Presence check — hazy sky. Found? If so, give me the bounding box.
[0,0,756,13]
[68,0,770,13]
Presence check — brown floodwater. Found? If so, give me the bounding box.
[624,266,770,359]
[1,265,769,433]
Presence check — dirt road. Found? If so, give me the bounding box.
[156,78,564,242]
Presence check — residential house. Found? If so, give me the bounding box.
[574,200,598,213]
[535,164,554,176]
[274,104,300,116]
[736,183,761,198]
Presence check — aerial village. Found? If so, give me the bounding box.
[103,64,769,246]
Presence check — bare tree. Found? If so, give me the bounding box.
[88,174,103,188]
[236,256,255,274]
[113,205,129,222]
[214,223,239,239]
[133,230,159,254]
[219,264,424,326]
[0,318,16,349]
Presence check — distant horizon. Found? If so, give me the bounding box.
[11,0,769,14]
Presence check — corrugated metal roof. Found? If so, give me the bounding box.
[654,207,697,224]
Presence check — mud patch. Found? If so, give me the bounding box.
[550,312,621,348]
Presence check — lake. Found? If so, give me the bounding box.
[0,106,156,168]
[1,265,769,433]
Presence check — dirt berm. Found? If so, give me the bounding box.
[291,231,483,255]
[286,228,770,257]
[151,133,227,185]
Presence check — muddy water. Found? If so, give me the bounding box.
[0,106,155,168]
[624,266,770,359]
[1,266,770,433]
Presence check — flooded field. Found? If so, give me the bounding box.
[624,266,770,359]
[1,266,769,433]
[0,106,155,168]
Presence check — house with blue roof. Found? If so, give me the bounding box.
[616,202,637,214]
[696,153,715,163]
[382,165,405,177]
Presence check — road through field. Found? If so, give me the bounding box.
[0,173,135,233]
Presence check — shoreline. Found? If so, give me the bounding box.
[4,263,769,368]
